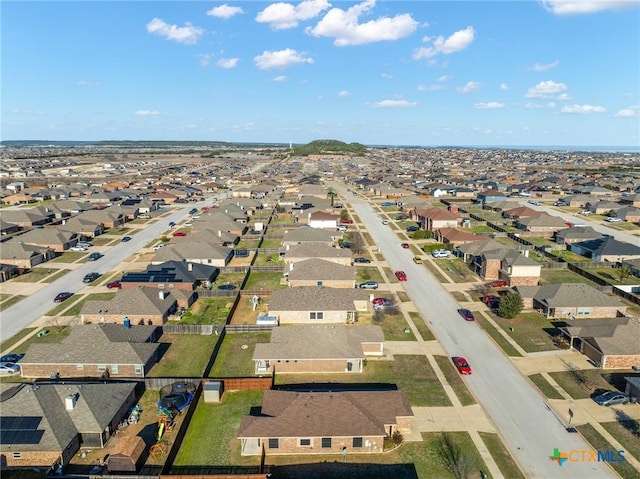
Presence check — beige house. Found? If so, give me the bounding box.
[268,287,370,324]
[284,243,352,266]
[0,241,54,269]
[282,227,334,247]
[514,214,569,236]
[414,207,461,232]
[481,249,541,286]
[287,259,356,288]
[253,324,384,374]
[80,287,179,325]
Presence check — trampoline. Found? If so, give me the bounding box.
[157,382,196,412]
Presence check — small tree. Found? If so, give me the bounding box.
[616,266,632,283]
[438,432,474,479]
[351,232,366,255]
[497,292,523,319]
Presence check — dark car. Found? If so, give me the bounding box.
[217,284,236,290]
[54,292,73,303]
[400,243,410,249]
[87,252,102,261]
[354,257,371,264]
[121,236,132,242]
[169,221,176,227]
[406,225,420,232]
[82,272,101,283]
[189,208,198,215]
[340,242,352,249]
[106,280,121,289]
[458,308,475,321]
[593,391,629,406]
[0,354,24,363]
[482,295,500,309]
[453,357,472,375]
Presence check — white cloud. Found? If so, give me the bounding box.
[381,73,393,79]
[217,57,239,69]
[77,81,101,87]
[306,0,419,46]
[412,26,475,59]
[367,99,417,108]
[556,93,572,101]
[254,48,314,69]
[417,84,445,92]
[338,90,350,96]
[146,18,203,44]
[560,104,606,114]
[256,0,330,30]
[437,75,451,82]
[456,81,481,94]
[206,4,244,19]
[614,105,639,117]
[272,75,287,82]
[541,1,637,15]
[525,80,568,98]
[500,83,509,90]
[135,110,160,117]
[531,60,560,72]
[525,102,556,108]
[199,54,213,67]
[474,102,505,109]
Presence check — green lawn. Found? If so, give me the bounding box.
[409,312,435,341]
[50,252,86,263]
[148,334,220,377]
[440,259,478,283]
[548,370,612,399]
[175,297,232,325]
[575,423,640,479]
[538,269,597,286]
[243,271,285,290]
[260,238,283,248]
[601,420,640,463]
[372,312,416,341]
[584,267,640,286]
[0,295,26,311]
[489,312,558,353]
[478,432,526,479]
[208,332,272,378]
[10,268,64,283]
[356,267,385,283]
[0,327,36,353]
[214,272,248,289]
[9,326,72,354]
[433,355,476,406]
[474,315,523,357]
[61,292,117,316]
[528,373,565,399]
[422,261,449,283]
[251,253,283,266]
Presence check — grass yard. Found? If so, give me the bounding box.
[243,271,285,290]
[260,238,283,248]
[527,373,565,399]
[10,268,59,282]
[0,327,36,353]
[45,295,84,316]
[177,297,233,325]
[478,432,526,479]
[148,334,220,377]
[396,291,410,302]
[601,420,640,462]
[440,259,477,283]
[361,312,416,341]
[548,369,612,399]
[214,272,248,289]
[275,355,451,407]
[489,312,558,353]
[474,315,523,357]
[0,295,26,312]
[9,326,72,354]
[229,295,270,324]
[433,355,476,406]
[575,423,640,479]
[62,292,117,316]
[208,332,272,378]
[50,252,87,263]
[356,267,385,284]
[409,312,435,341]
[585,267,640,286]
[423,261,449,283]
[252,253,284,266]
[538,269,597,286]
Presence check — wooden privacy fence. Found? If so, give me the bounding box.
[205,376,273,392]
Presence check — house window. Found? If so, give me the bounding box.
[577,307,591,316]
[317,281,323,287]
[268,438,279,449]
[321,437,332,448]
[299,438,311,447]
[97,364,106,372]
[111,365,119,374]
[353,437,363,448]
[12,452,21,459]
[76,364,84,370]
[310,311,324,320]
[134,365,143,374]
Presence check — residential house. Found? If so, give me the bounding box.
[282,227,334,248]
[0,209,53,228]
[501,206,540,220]
[480,248,541,285]
[434,228,486,247]
[120,261,218,291]
[75,209,125,229]
[307,211,339,230]
[615,206,640,223]
[238,390,413,456]
[477,189,508,205]
[80,287,180,325]
[58,216,105,239]
[569,236,640,263]
[13,228,78,253]
[0,381,137,468]
[553,227,603,246]
[0,219,20,235]
[0,264,18,282]
[19,324,160,379]
[286,259,356,288]
[284,243,352,266]
[0,240,54,269]
[514,214,569,236]
[152,241,234,267]
[585,200,621,215]
[268,287,370,324]
[194,211,247,236]
[414,207,461,232]
[558,317,640,369]
[253,324,384,374]
[454,238,506,263]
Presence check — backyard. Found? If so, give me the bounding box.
[208,332,272,378]
[243,271,286,290]
[175,297,233,325]
[147,334,220,377]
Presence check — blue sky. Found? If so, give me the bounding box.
[2,1,639,148]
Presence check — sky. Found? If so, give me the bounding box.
[2,0,640,148]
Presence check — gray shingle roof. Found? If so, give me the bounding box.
[285,243,351,259]
[269,287,369,311]
[81,287,176,316]
[534,283,625,308]
[288,259,355,281]
[282,226,334,243]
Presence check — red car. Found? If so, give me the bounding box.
[340,219,354,225]
[453,357,472,375]
[395,270,407,281]
[53,292,73,303]
[173,231,187,237]
[107,281,121,289]
[372,297,390,305]
[400,243,410,249]
[489,280,508,288]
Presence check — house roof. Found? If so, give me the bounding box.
[254,324,383,360]
[0,240,50,260]
[269,287,369,312]
[153,241,232,262]
[455,238,505,255]
[516,214,568,227]
[284,243,351,259]
[561,317,640,355]
[238,390,412,439]
[288,259,355,281]
[554,226,602,240]
[282,226,334,243]
[81,287,177,316]
[435,227,485,243]
[573,236,640,256]
[15,228,76,245]
[121,261,218,285]
[533,283,625,309]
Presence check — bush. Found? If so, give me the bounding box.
[497,292,524,319]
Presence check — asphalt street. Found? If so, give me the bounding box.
[335,185,616,479]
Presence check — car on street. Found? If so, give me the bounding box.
[217,284,236,290]
[400,243,410,249]
[107,280,122,289]
[593,391,629,406]
[173,231,187,237]
[0,362,20,375]
[489,280,508,288]
[358,281,379,290]
[189,208,198,215]
[381,220,389,225]
[527,200,540,206]
[413,256,423,264]
[54,292,73,303]
[340,242,352,249]
[121,236,132,242]
[458,308,475,321]
[354,257,371,264]
[82,272,101,283]
[70,245,88,252]
[152,244,166,251]
[169,221,176,227]
[0,354,24,363]
[406,225,420,232]
[453,357,472,375]
[395,270,407,281]
[87,252,102,261]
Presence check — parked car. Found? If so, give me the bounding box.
[173,231,187,237]
[554,201,568,207]
[413,256,423,264]
[340,242,352,249]
[0,362,20,375]
[406,225,420,232]
[189,208,198,214]
[87,252,102,261]
[337,225,348,232]
[184,222,193,227]
[458,308,475,321]
[354,257,371,264]
[580,210,592,216]
[453,357,472,375]
[373,299,394,310]
[400,243,410,249]
[0,354,24,363]
[372,297,391,306]
[70,245,88,252]
[169,221,176,227]
[395,270,407,281]
[381,220,389,225]
[121,236,132,242]
[593,391,629,406]
[489,280,508,288]
[54,292,73,303]
[527,200,540,206]
[395,214,408,220]
[77,241,93,248]
[82,272,101,283]
[604,217,623,223]
[152,244,166,251]
[106,280,121,289]
[482,295,500,309]
[358,281,379,290]
[431,249,450,258]
[340,219,354,225]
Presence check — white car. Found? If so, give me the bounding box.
[382,220,389,225]
[527,200,540,206]
[337,225,347,232]
[152,244,166,251]
[70,246,87,252]
[431,249,451,258]
[0,362,20,375]
[580,210,592,216]
[605,217,623,223]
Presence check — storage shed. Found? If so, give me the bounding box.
[203,381,222,403]
[106,435,146,473]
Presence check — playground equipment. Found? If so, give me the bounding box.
[157,381,196,413]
